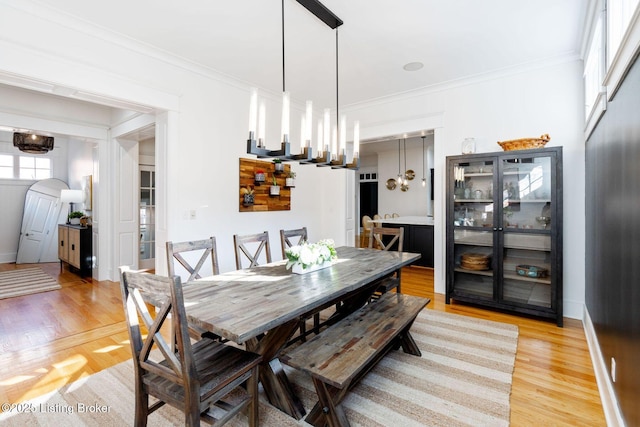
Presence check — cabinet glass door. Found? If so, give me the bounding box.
[451,159,495,300]
[499,155,553,308]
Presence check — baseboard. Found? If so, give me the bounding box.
[0,253,17,264]
[583,306,626,426]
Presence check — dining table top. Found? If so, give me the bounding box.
[182,246,420,344]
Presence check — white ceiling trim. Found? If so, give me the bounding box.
[0,110,109,140]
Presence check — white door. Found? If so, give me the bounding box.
[16,179,68,263]
[116,139,140,270]
[139,165,156,269]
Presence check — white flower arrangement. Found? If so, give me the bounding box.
[285,239,337,271]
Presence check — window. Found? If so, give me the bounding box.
[608,0,640,66]
[0,154,12,179]
[584,15,604,119]
[603,0,640,100]
[19,156,51,179]
[584,10,606,137]
[0,154,51,180]
[359,170,378,182]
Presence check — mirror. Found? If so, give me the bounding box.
[16,178,69,263]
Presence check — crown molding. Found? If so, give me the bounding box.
[3,0,255,96]
[344,52,581,113]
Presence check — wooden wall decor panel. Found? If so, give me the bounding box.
[239,158,291,212]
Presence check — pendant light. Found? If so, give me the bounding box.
[13,132,54,154]
[421,136,427,187]
[403,139,409,186]
[246,0,359,170]
[396,140,403,184]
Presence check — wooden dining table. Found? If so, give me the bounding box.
[181,246,420,419]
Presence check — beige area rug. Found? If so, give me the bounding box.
[0,267,60,299]
[0,309,518,426]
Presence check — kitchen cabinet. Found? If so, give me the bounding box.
[380,217,434,268]
[446,147,563,326]
[58,224,92,277]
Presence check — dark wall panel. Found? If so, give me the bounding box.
[586,55,640,426]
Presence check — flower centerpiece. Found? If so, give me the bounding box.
[285,239,337,274]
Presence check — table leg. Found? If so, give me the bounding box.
[245,319,306,419]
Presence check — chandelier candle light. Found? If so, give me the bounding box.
[245,0,359,170]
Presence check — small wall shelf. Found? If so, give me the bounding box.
[239,158,291,212]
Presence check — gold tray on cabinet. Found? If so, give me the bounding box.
[497,134,550,151]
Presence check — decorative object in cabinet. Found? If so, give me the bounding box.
[446,147,562,326]
[58,224,92,277]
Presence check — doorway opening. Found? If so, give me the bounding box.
[359,181,378,228]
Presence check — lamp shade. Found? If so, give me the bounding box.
[60,189,85,203]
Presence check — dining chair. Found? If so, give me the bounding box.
[166,237,221,342]
[392,213,400,218]
[384,213,391,219]
[368,226,405,294]
[279,227,308,259]
[373,214,382,221]
[279,226,323,341]
[119,267,262,427]
[166,237,220,281]
[360,215,373,248]
[233,231,272,269]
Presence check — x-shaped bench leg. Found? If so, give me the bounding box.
[305,378,351,427]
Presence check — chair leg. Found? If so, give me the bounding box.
[185,391,201,427]
[247,366,260,427]
[134,386,149,427]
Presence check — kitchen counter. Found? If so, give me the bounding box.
[373,216,434,268]
[371,215,434,226]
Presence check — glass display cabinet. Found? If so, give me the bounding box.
[446,147,563,326]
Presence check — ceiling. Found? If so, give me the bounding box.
[30,0,587,112]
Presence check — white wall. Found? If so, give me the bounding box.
[349,59,585,319]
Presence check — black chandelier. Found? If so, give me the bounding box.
[246,0,359,170]
[13,132,54,154]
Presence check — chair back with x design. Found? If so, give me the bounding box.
[368,226,405,294]
[119,267,262,426]
[279,227,308,258]
[166,237,219,282]
[233,231,272,269]
[369,226,404,251]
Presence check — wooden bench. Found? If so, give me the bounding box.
[280,292,430,427]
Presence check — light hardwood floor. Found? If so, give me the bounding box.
[0,262,605,425]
